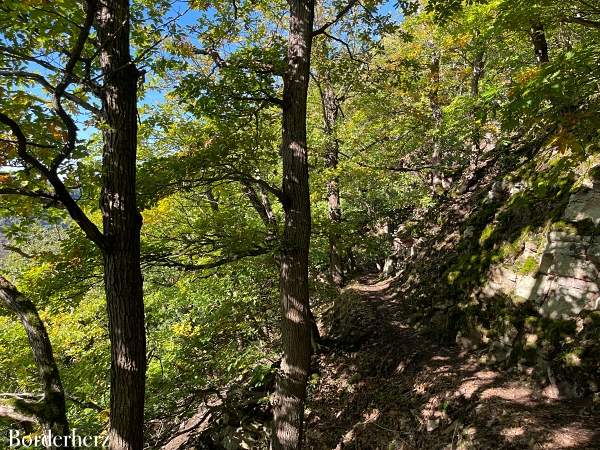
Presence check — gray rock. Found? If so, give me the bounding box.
[545,254,598,280]
[588,242,600,267]
[538,280,600,319]
[564,187,600,225]
[515,275,540,300]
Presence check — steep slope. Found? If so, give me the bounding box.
[365,138,600,397]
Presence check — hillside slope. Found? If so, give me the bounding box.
[307,276,599,449]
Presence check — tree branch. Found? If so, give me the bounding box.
[50,0,98,172]
[195,48,285,76]
[0,112,106,250]
[0,403,37,424]
[231,93,284,107]
[241,181,278,238]
[245,178,285,204]
[0,46,63,73]
[0,243,35,259]
[563,16,600,29]
[0,187,59,203]
[321,31,368,64]
[66,394,104,412]
[0,276,63,400]
[0,70,101,116]
[146,247,272,271]
[312,0,359,36]
[357,160,462,173]
[0,138,57,149]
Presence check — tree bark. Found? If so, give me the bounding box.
[470,49,484,98]
[321,84,343,286]
[271,0,315,448]
[95,1,146,449]
[0,276,70,449]
[470,47,485,165]
[428,51,443,191]
[530,21,550,65]
[242,181,279,241]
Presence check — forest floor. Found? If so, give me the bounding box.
[305,275,600,450]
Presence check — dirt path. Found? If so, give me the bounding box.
[306,276,600,450]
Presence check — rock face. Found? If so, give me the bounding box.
[564,183,600,225]
[479,184,600,320]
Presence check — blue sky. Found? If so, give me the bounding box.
[1,0,402,147]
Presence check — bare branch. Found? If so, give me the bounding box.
[321,31,368,64]
[50,0,98,172]
[312,0,359,36]
[66,394,104,412]
[0,403,37,424]
[0,70,101,116]
[0,112,106,250]
[563,16,600,29]
[147,247,272,272]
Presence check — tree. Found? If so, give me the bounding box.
[320,79,344,286]
[0,275,69,449]
[530,21,550,64]
[310,38,364,287]
[95,1,146,448]
[0,1,146,448]
[157,0,380,445]
[270,0,315,445]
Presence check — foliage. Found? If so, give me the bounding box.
[1,0,600,443]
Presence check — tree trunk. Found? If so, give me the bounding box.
[242,181,279,241]
[272,0,315,448]
[470,47,485,165]
[0,276,70,449]
[530,21,549,65]
[428,52,443,191]
[470,49,484,98]
[322,84,343,287]
[96,1,146,449]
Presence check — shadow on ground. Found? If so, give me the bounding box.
[306,276,600,450]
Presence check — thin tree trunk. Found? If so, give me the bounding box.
[530,21,550,65]
[95,1,146,449]
[205,188,220,212]
[272,0,315,447]
[429,51,443,191]
[0,276,70,449]
[470,47,485,165]
[242,181,278,241]
[470,49,484,98]
[321,84,343,286]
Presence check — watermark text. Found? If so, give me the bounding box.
[7,429,108,448]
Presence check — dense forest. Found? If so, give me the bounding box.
[1,0,600,448]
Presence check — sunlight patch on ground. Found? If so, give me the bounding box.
[480,383,534,404]
[500,426,525,440]
[543,426,594,448]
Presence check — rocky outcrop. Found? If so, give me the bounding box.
[563,181,600,225]
[394,151,600,398]
[477,184,600,320]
